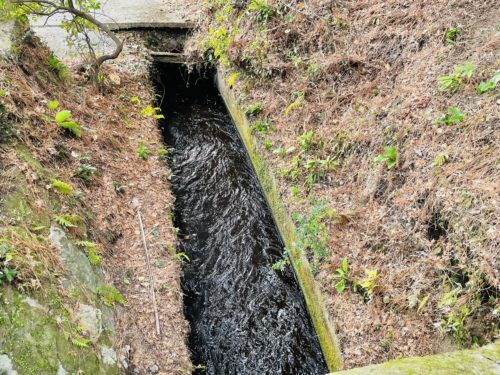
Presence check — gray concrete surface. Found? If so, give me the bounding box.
[30,0,194,61]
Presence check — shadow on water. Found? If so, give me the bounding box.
[152,63,328,375]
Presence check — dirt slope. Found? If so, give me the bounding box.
[188,0,499,368]
[0,29,191,374]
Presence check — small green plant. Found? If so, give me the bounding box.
[438,62,474,93]
[444,28,460,45]
[0,239,18,285]
[157,147,169,156]
[293,202,336,271]
[298,130,315,151]
[434,107,466,126]
[273,145,286,157]
[47,53,69,80]
[76,241,102,267]
[332,257,350,293]
[50,179,73,195]
[54,213,81,228]
[285,92,304,117]
[227,72,240,88]
[138,142,151,160]
[355,269,379,296]
[476,72,500,94]
[374,146,398,169]
[245,102,263,117]
[45,101,81,137]
[97,284,125,307]
[248,0,274,25]
[141,105,165,119]
[173,252,190,263]
[75,164,98,182]
[433,152,450,168]
[263,139,273,150]
[48,100,60,110]
[252,119,272,134]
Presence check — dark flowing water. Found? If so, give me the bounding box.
[154,64,328,375]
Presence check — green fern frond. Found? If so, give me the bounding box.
[54,213,81,228]
[50,179,73,195]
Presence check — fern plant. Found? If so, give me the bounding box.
[138,142,151,160]
[97,284,125,307]
[76,241,102,267]
[54,213,81,228]
[50,179,73,195]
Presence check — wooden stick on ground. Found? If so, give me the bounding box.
[137,209,161,336]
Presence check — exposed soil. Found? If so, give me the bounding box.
[0,29,191,374]
[187,0,499,369]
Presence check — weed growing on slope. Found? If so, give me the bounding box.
[476,72,499,94]
[293,201,335,272]
[438,62,474,93]
[96,284,125,307]
[332,257,350,293]
[355,269,380,297]
[444,28,460,45]
[0,239,18,284]
[374,147,398,169]
[50,179,73,195]
[434,107,466,126]
[44,101,81,137]
[137,142,151,160]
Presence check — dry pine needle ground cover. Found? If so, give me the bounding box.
[188,0,499,368]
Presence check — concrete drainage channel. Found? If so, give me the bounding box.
[24,14,500,373]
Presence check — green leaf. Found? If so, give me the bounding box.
[55,110,72,123]
[48,100,60,110]
[75,241,97,248]
[227,72,240,88]
[434,107,465,126]
[476,72,500,94]
[59,121,81,137]
[342,256,348,272]
[336,280,346,293]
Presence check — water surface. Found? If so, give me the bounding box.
[155,64,328,375]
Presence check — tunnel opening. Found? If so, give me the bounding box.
[152,62,328,374]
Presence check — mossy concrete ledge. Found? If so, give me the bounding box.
[216,72,343,372]
[333,341,500,374]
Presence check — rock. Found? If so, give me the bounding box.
[76,304,102,342]
[101,346,117,366]
[147,363,159,374]
[0,354,18,375]
[57,362,67,375]
[119,345,132,370]
[48,225,102,293]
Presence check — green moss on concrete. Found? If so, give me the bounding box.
[333,341,500,374]
[216,72,343,372]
